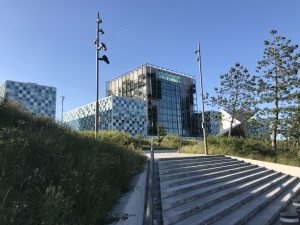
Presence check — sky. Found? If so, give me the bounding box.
[0,0,299,120]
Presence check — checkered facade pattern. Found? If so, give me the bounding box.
[0,84,5,100]
[193,111,221,137]
[0,80,56,119]
[63,96,147,136]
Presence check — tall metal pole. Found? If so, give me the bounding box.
[148,130,154,225]
[61,96,65,123]
[95,12,101,140]
[196,43,208,155]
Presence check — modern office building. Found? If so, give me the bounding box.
[193,109,268,138]
[217,109,268,137]
[0,80,56,119]
[246,117,268,137]
[193,111,221,137]
[63,96,147,136]
[106,64,198,136]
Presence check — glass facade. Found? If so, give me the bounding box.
[106,64,197,136]
[0,80,56,119]
[194,111,221,137]
[63,96,147,136]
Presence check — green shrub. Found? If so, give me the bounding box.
[179,136,300,167]
[136,135,198,150]
[0,100,146,225]
[81,130,136,148]
[159,135,181,149]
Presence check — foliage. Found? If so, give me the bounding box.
[246,117,271,139]
[156,123,167,137]
[256,29,300,150]
[289,104,300,142]
[158,135,181,149]
[179,136,300,167]
[210,63,257,137]
[0,100,146,225]
[155,123,167,145]
[106,134,199,150]
[150,135,198,150]
[81,130,136,148]
[282,100,300,143]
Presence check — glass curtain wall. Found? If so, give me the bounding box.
[106,64,197,137]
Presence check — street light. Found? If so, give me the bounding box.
[99,55,110,64]
[195,43,208,155]
[98,42,107,51]
[94,12,109,140]
[99,29,104,35]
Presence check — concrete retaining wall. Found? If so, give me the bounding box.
[107,163,148,225]
[228,155,300,178]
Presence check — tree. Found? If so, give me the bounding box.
[282,98,300,144]
[211,63,257,137]
[157,123,166,137]
[256,29,300,151]
[289,104,300,143]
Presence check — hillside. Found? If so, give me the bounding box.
[0,99,146,225]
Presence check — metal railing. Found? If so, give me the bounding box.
[144,137,154,225]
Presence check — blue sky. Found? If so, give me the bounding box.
[0,0,299,119]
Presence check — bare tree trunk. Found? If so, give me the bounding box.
[272,99,279,151]
[272,61,279,151]
[229,82,239,137]
[228,116,234,137]
[271,128,277,151]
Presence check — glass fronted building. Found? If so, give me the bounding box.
[194,111,221,136]
[0,80,56,119]
[63,96,147,136]
[106,64,197,136]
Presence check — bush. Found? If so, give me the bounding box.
[133,135,198,150]
[179,136,300,167]
[158,135,181,149]
[81,130,136,148]
[0,100,146,225]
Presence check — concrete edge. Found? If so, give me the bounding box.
[107,163,148,225]
[227,155,300,178]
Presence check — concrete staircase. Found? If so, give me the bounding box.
[158,155,300,225]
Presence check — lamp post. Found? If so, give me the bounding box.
[195,43,208,155]
[61,96,65,123]
[94,12,109,140]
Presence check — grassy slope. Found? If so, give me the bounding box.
[0,100,146,225]
[179,136,300,167]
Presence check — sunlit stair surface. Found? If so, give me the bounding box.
[158,155,300,225]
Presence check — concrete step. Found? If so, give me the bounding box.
[158,155,225,162]
[158,155,226,166]
[163,173,287,225]
[159,157,233,171]
[160,161,248,181]
[161,169,276,211]
[247,179,300,225]
[159,158,239,174]
[270,217,280,225]
[160,167,267,198]
[213,176,299,225]
[161,164,258,188]
[173,174,290,225]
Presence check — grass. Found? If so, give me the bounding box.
[117,134,199,150]
[179,136,300,167]
[0,99,146,225]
